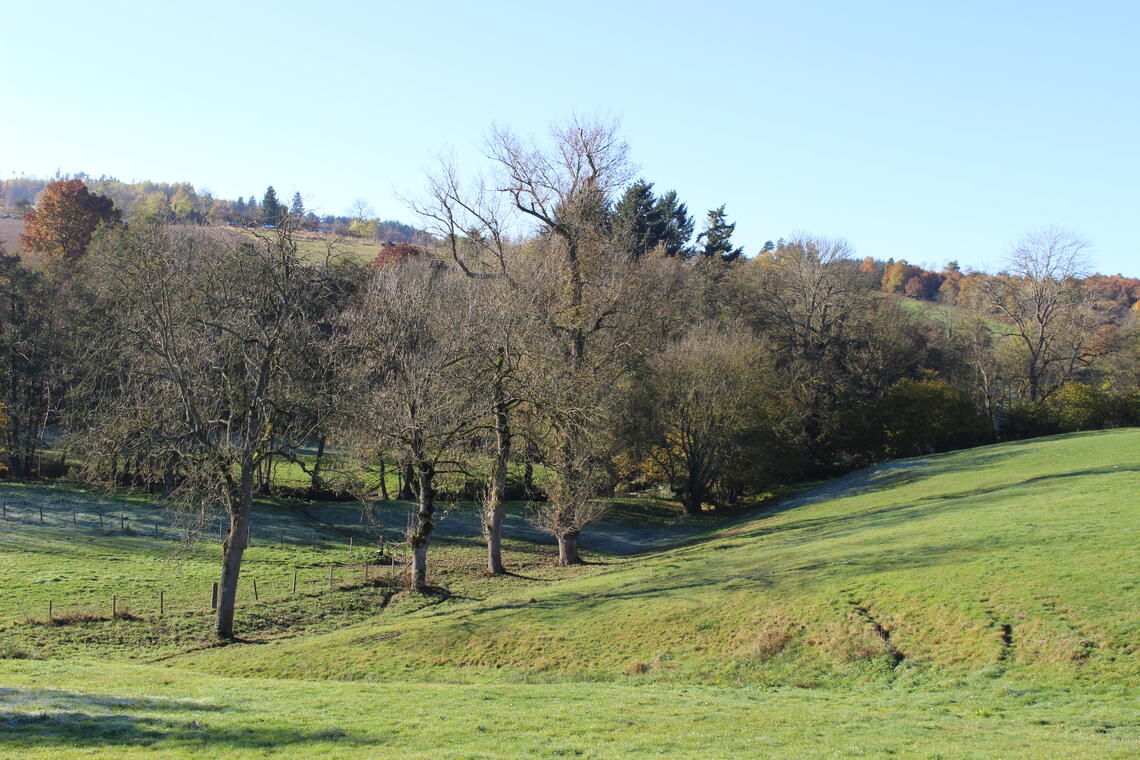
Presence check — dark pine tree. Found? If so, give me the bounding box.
[289,192,304,218]
[261,186,281,226]
[655,190,695,257]
[611,179,666,258]
[696,205,744,262]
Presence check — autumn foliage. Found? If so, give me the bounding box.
[20,179,121,265]
[370,242,424,268]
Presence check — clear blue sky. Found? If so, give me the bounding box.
[4,1,1138,275]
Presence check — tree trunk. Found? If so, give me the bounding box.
[483,382,511,575]
[411,540,429,590]
[378,460,389,501]
[398,463,415,500]
[523,461,535,498]
[309,434,326,496]
[556,531,581,566]
[258,452,273,495]
[681,468,706,516]
[214,458,254,639]
[409,464,435,590]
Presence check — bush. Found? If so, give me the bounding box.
[1044,383,1112,432]
[877,375,988,457]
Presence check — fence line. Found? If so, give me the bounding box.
[21,559,409,625]
[1,493,408,624]
[0,495,390,548]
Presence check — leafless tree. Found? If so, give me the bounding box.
[406,157,529,574]
[404,119,652,568]
[984,228,1108,404]
[349,198,374,221]
[480,118,661,564]
[732,236,873,453]
[338,260,482,589]
[78,219,337,639]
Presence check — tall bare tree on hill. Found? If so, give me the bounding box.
[984,228,1109,405]
[79,220,338,639]
[339,260,483,589]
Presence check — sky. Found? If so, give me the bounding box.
[3,1,1138,275]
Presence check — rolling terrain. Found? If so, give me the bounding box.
[1,429,1137,758]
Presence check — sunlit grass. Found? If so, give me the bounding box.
[1,429,1137,757]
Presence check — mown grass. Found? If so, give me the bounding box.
[1,429,1137,757]
[0,660,1135,759]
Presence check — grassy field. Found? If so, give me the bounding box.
[2,429,1137,757]
[1,659,1134,759]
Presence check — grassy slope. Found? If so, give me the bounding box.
[178,429,1140,687]
[1,430,1137,757]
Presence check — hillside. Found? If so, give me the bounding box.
[174,429,1139,686]
[1,430,1138,758]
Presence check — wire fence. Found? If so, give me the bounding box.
[0,495,387,548]
[0,491,409,625]
[21,560,407,625]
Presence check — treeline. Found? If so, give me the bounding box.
[860,255,1140,314]
[0,176,427,244]
[1,119,1138,640]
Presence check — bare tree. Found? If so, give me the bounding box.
[984,228,1108,404]
[349,198,374,221]
[732,236,873,458]
[79,220,336,639]
[0,252,76,476]
[406,158,527,574]
[481,119,672,564]
[339,260,482,589]
[406,120,648,569]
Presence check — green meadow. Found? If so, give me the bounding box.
[2,429,1137,758]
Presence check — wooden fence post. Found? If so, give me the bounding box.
[292,571,298,595]
[49,600,53,620]
[252,579,259,601]
[99,512,103,528]
[120,515,125,532]
[39,505,44,523]
[211,582,218,611]
[73,510,77,526]
[159,590,164,616]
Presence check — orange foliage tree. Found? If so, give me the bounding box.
[20,179,121,265]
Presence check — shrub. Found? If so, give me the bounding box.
[1045,383,1112,432]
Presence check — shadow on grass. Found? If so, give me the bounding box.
[0,688,371,751]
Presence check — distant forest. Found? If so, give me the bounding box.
[0,175,428,244]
